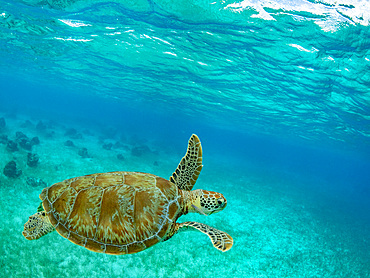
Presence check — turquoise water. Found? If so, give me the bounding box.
[1,0,370,277]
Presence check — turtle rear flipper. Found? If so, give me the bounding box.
[177,221,233,252]
[22,211,55,240]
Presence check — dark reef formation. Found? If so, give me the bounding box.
[6,140,18,152]
[36,121,47,131]
[78,147,90,158]
[26,177,47,188]
[27,153,39,167]
[131,145,150,157]
[65,128,77,137]
[16,131,32,150]
[102,142,113,150]
[21,120,33,128]
[113,141,125,149]
[65,128,82,139]
[0,134,8,144]
[4,132,40,152]
[3,161,22,178]
[64,140,75,147]
[31,136,40,146]
[117,153,125,160]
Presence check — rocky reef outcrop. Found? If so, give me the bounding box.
[3,161,22,178]
[27,153,39,167]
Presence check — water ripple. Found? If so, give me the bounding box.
[0,0,369,146]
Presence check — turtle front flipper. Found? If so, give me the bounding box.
[170,134,203,191]
[176,221,233,252]
[22,211,55,240]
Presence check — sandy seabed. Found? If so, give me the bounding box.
[0,113,369,278]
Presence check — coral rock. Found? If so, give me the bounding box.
[64,140,75,147]
[65,128,82,139]
[113,142,125,149]
[31,137,40,146]
[103,142,113,150]
[117,153,125,160]
[26,177,47,188]
[27,153,39,167]
[3,161,22,178]
[19,140,32,150]
[131,145,150,157]
[21,120,33,128]
[16,132,32,150]
[65,128,77,136]
[0,135,8,144]
[36,121,46,131]
[6,140,18,152]
[78,148,90,158]
[16,131,28,140]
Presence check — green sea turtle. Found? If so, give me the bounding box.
[22,134,233,254]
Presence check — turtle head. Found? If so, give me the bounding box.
[22,211,55,240]
[189,189,227,216]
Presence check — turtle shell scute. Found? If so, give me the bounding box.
[40,171,181,254]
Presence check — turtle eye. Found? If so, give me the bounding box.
[217,198,226,208]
